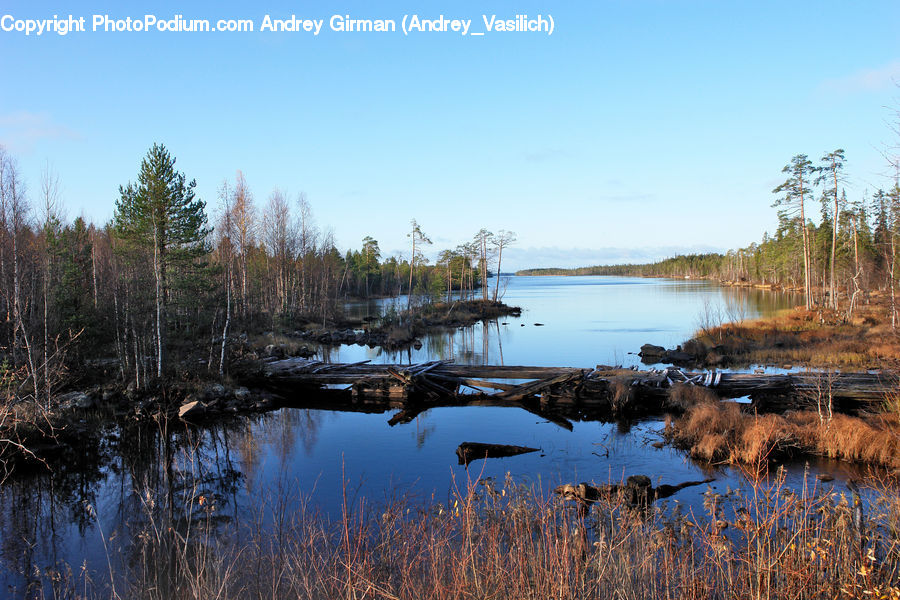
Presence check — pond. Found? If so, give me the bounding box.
[0,276,873,595]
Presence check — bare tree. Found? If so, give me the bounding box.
[492,230,516,301]
[0,149,39,402]
[407,219,431,311]
[40,163,62,403]
[216,180,233,376]
[229,171,255,317]
[473,229,493,302]
[296,192,317,313]
[262,188,294,313]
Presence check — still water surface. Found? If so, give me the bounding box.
[0,276,871,592]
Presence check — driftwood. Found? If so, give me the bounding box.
[456,442,540,466]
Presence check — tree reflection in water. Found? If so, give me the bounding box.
[0,413,249,597]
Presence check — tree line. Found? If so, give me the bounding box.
[0,143,516,402]
[520,146,900,320]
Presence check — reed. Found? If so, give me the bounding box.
[23,468,900,600]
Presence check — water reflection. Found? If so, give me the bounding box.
[329,276,802,368]
[0,416,249,596]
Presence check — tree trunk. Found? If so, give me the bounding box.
[153,222,167,378]
[830,166,839,310]
[493,244,503,302]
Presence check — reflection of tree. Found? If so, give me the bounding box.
[414,414,435,449]
[115,421,243,597]
[0,421,110,593]
[0,415,246,596]
[257,408,323,461]
[482,321,489,365]
[234,420,259,491]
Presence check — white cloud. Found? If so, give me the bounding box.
[821,59,900,94]
[0,110,80,152]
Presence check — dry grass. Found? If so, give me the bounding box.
[666,383,720,411]
[670,402,900,470]
[686,300,900,369]
[21,471,900,600]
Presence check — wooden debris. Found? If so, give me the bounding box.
[456,442,540,466]
[256,359,896,419]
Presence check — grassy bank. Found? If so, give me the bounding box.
[15,473,900,600]
[684,295,900,369]
[667,400,900,470]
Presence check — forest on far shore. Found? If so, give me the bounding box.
[519,149,900,319]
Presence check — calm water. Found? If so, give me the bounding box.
[0,276,873,594]
[334,275,791,367]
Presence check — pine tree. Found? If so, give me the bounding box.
[773,155,814,309]
[114,143,210,378]
[815,149,846,309]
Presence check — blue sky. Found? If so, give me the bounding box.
[1,1,898,270]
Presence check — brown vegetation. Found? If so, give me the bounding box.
[685,296,900,369]
[668,401,900,470]
[18,474,900,600]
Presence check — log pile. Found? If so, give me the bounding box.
[257,358,895,422]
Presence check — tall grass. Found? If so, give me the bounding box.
[22,469,900,600]
[669,402,900,470]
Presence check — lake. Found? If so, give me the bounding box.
[0,276,869,594]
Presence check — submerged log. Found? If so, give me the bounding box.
[456,442,540,466]
[554,475,715,507]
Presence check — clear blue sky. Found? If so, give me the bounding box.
[1,1,898,270]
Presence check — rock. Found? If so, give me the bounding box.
[639,344,667,357]
[666,351,694,363]
[233,387,251,401]
[263,344,281,357]
[205,384,226,399]
[179,400,205,419]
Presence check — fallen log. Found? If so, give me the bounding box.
[493,370,587,402]
[456,442,540,466]
[256,360,896,416]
